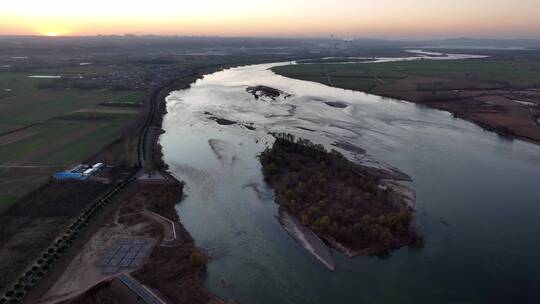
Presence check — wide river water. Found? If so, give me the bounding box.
[160,61,540,303]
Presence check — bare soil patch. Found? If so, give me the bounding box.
[0,180,109,292]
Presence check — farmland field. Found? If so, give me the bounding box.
[100,91,146,106]
[0,70,143,210]
[272,59,540,92]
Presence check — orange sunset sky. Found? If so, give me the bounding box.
[1,0,539,38]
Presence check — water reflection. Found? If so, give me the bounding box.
[160,62,540,304]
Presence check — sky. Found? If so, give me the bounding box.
[1,0,539,38]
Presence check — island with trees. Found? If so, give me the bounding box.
[260,133,421,256]
[246,85,291,101]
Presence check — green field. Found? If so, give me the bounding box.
[0,194,17,208]
[0,115,133,165]
[0,72,58,97]
[32,65,126,75]
[103,91,146,106]
[0,70,142,210]
[0,90,137,132]
[272,62,404,91]
[272,59,540,91]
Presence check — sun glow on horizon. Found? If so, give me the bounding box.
[36,27,72,37]
[1,0,539,38]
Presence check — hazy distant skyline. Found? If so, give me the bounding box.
[1,0,539,38]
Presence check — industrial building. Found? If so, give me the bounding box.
[53,163,105,181]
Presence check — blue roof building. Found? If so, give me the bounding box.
[53,172,88,181]
[53,162,105,181]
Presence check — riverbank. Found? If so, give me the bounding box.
[42,179,218,304]
[271,58,540,144]
[130,179,213,303]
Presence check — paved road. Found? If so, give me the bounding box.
[137,86,160,167]
[118,274,166,304]
[138,83,175,168]
[146,211,183,247]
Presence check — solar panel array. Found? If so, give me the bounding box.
[96,239,154,274]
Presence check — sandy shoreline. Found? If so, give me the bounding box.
[278,209,336,270]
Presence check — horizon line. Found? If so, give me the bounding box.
[1,34,540,41]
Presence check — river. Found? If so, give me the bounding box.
[159,61,540,303]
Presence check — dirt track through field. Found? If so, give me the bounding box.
[0,131,36,145]
[74,106,139,114]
